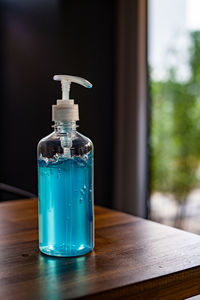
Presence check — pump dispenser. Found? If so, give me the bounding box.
[52,75,92,122]
[37,75,94,257]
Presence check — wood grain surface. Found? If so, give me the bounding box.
[0,198,200,299]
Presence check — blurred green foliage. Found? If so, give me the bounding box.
[150,31,200,204]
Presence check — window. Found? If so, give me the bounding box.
[149,0,200,233]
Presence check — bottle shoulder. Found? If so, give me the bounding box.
[72,131,93,146]
[38,130,93,143]
[38,132,58,144]
[38,130,93,159]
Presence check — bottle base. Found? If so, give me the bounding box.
[39,244,93,257]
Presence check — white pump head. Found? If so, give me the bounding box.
[52,75,92,122]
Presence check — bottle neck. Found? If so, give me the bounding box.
[54,121,77,133]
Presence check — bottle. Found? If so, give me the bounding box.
[37,75,94,257]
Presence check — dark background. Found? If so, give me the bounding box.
[0,0,117,206]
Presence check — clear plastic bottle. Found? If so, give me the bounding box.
[37,75,94,257]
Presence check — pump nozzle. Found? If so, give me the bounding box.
[53,75,92,100]
[52,74,93,122]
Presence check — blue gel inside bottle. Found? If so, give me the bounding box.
[38,152,94,257]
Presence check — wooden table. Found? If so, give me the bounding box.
[0,199,200,299]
